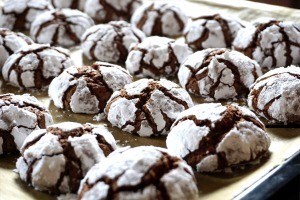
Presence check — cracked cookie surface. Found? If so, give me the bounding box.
[166,103,271,172]
[233,18,300,72]
[0,93,53,155]
[0,28,34,68]
[30,8,94,47]
[78,146,199,200]
[185,13,244,51]
[105,79,194,137]
[84,0,142,24]
[131,2,188,37]
[2,44,74,90]
[48,0,87,11]
[178,48,262,101]
[81,20,145,63]
[0,0,53,31]
[49,61,132,115]
[126,36,192,79]
[16,122,117,194]
[248,66,300,124]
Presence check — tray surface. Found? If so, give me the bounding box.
[0,0,300,200]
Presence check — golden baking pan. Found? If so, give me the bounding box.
[0,0,300,200]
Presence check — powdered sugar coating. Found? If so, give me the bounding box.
[0,93,53,155]
[2,44,74,90]
[105,79,194,137]
[0,28,33,69]
[185,13,244,50]
[131,2,188,37]
[84,0,142,24]
[233,18,300,71]
[30,8,94,47]
[178,48,262,101]
[48,0,87,10]
[16,122,117,194]
[248,66,300,124]
[49,61,132,115]
[78,146,199,200]
[81,21,145,63]
[126,36,192,79]
[166,103,271,172]
[0,0,53,31]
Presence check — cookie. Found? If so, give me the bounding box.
[105,79,194,137]
[178,48,262,101]
[81,21,145,63]
[78,146,199,200]
[0,28,34,69]
[126,36,192,79]
[166,103,271,172]
[2,44,74,90]
[84,0,142,24]
[48,0,86,10]
[30,9,94,47]
[248,66,300,124]
[233,18,300,72]
[0,93,53,155]
[0,0,53,31]
[131,2,188,37]
[16,122,117,194]
[185,13,244,51]
[49,62,132,115]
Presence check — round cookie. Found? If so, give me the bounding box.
[105,79,194,137]
[0,28,34,69]
[131,2,188,37]
[233,18,300,72]
[81,21,145,63]
[2,44,74,90]
[248,66,300,124]
[0,0,53,31]
[126,36,192,79]
[49,62,133,115]
[166,103,271,173]
[178,48,262,101]
[16,122,117,194]
[48,0,87,10]
[84,0,142,24]
[185,13,244,51]
[30,8,94,47]
[78,146,199,200]
[0,93,53,155]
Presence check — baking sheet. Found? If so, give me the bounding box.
[1,0,300,200]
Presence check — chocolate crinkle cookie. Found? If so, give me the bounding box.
[185,13,244,51]
[233,18,300,72]
[47,0,87,11]
[248,66,300,124]
[178,48,262,101]
[0,28,34,68]
[78,146,199,200]
[81,21,145,63]
[131,2,188,37]
[126,36,192,79]
[166,103,271,173]
[105,79,194,137]
[0,0,53,31]
[0,93,53,155]
[30,8,94,47]
[16,122,117,194]
[49,62,132,115]
[84,0,142,24]
[2,44,74,90]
